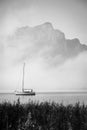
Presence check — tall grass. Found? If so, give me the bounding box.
[0,99,87,130]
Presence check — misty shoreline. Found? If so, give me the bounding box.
[1,90,87,94]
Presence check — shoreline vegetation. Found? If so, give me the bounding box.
[0,99,87,130]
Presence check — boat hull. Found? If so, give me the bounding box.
[15,91,35,96]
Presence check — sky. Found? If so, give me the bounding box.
[0,0,87,44]
[0,0,87,92]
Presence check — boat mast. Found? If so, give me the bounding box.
[22,63,25,92]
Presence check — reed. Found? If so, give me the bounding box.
[0,99,87,130]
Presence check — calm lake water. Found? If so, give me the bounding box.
[0,92,87,105]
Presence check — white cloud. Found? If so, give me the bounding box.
[0,23,87,92]
[4,22,87,66]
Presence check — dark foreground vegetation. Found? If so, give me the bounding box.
[0,99,87,130]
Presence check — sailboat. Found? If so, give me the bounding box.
[15,63,35,95]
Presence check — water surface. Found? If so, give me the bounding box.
[0,92,87,105]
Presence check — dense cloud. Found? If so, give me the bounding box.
[0,22,87,91]
[6,22,87,66]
